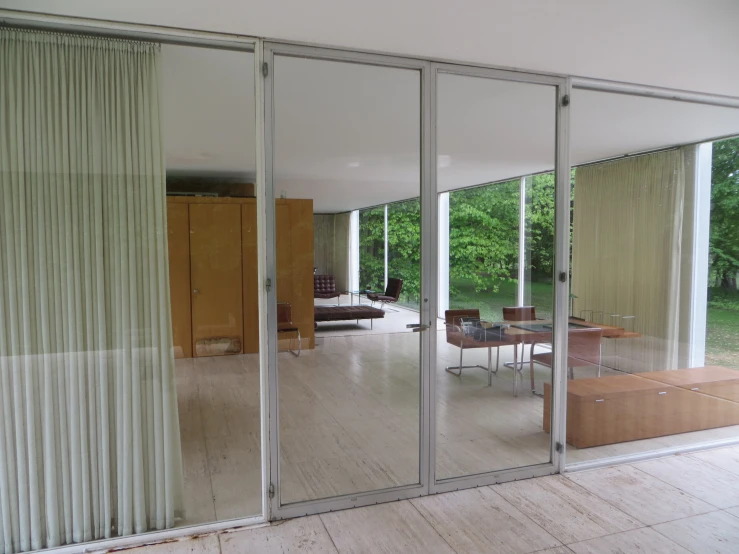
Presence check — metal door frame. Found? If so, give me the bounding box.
[263,41,573,518]
[427,63,571,494]
[263,41,433,519]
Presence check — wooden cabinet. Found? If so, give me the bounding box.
[166,196,314,358]
[544,367,739,449]
[189,204,243,356]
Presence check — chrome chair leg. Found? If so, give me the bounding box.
[445,344,488,377]
[287,330,301,357]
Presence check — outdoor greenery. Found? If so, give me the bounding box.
[358,138,739,369]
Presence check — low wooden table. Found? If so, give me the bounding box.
[543,366,739,449]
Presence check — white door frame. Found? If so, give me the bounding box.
[427,64,571,494]
[262,41,432,520]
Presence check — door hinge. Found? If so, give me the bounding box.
[562,94,570,107]
[268,483,275,499]
[262,61,269,77]
[265,277,272,292]
[555,441,564,453]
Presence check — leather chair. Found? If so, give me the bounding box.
[277,302,301,356]
[529,327,602,393]
[367,278,403,309]
[314,275,341,304]
[444,309,520,393]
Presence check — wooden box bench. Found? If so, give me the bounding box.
[543,366,739,449]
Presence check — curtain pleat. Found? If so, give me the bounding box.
[572,150,685,373]
[0,28,184,553]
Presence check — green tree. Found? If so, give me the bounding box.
[387,198,421,307]
[358,207,385,292]
[448,180,519,294]
[710,137,739,290]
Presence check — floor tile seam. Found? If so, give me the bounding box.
[648,518,713,554]
[684,451,739,477]
[406,497,464,554]
[561,468,718,527]
[195,382,219,522]
[480,485,569,550]
[627,461,729,511]
[316,513,342,554]
[489,480,648,544]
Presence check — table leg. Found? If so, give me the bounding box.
[487,347,492,387]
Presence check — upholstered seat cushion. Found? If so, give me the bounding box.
[314,305,385,322]
[366,293,395,302]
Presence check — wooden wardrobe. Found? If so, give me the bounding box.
[167,196,314,358]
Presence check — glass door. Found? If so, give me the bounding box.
[264,44,431,517]
[432,66,568,488]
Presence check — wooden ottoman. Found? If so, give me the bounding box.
[543,367,739,449]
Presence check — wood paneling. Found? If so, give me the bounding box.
[189,203,244,356]
[276,199,315,350]
[242,201,259,353]
[167,202,192,359]
[166,196,314,357]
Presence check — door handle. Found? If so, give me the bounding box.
[407,323,431,332]
[193,289,199,294]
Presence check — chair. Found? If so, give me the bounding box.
[367,278,403,310]
[529,327,602,394]
[277,302,301,356]
[444,309,521,394]
[503,306,538,370]
[314,275,341,304]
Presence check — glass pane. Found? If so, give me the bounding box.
[162,45,262,522]
[567,89,739,464]
[273,55,422,505]
[0,28,259,554]
[436,73,557,479]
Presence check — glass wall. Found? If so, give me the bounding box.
[271,54,423,507]
[567,88,739,465]
[0,28,261,553]
[387,198,422,310]
[435,71,558,480]
[358,206,385,292]
[448,179,520,322]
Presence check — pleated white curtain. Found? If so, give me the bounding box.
[0,28,183,553]
[571,150,685,373]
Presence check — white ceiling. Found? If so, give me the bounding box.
[161,45,739,213]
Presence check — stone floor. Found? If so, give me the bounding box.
[134,443,739,553]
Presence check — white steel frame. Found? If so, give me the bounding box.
[263,41,434,520]
[429,65,570,494]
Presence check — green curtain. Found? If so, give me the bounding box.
[0,28,183,553]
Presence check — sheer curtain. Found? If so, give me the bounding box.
[0,28,183,553]
[571,149,685,373]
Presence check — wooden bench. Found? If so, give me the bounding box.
[543,366,739,449]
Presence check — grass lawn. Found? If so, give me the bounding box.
[449,278,554,322]
[450,278,739,370]
[706,306,739,368]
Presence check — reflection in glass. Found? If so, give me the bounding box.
[273,56,422,505]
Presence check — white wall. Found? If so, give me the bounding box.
[3,0,739,96]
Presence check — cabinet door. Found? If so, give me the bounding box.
[189,204,244,356]
[167,202,192,358]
